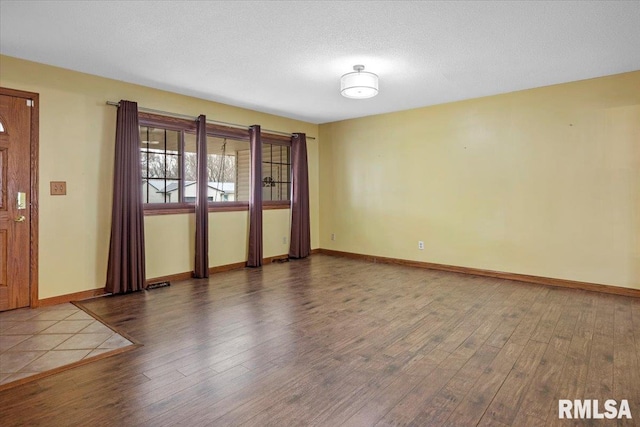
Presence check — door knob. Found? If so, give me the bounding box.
[14,215,25,223]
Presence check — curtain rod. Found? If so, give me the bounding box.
[106,101,316,140]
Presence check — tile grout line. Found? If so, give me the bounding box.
[0,303,138,389]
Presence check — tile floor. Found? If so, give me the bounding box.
[0,303,134,386]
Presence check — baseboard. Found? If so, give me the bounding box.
[146,252,311,283]
[318,249,640,298]
[146,271,193,285]
[37,288,108,307]
[209,261,246,274]
[39,250,324,307]
[263,255,289,264]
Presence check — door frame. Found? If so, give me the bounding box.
[0,87,39,308]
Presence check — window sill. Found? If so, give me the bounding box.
[143,201,290,215]
[209,202,249,212]
[263,201,290,210]
[144,203,194,216]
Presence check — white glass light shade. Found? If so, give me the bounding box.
[340,65,378,99]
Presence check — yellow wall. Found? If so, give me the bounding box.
[319,71,640,289]
[145,214,195,279]
[145,209,291,279]
[0,55,319,299]
[2,53,638,297]
[263,209,294,259]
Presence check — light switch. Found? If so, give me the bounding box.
[50,181,67,195]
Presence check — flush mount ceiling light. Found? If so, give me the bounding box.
[340,65,378,99]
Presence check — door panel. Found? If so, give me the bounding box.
[0,94,32,311]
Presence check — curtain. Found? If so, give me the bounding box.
[194,115,209,278]
[289,133,311,258]
[247,125,263,267]
[105,100,146,294]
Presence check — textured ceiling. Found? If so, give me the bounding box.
[1,1,639,124]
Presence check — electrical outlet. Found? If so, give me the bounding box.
[331,233,336,241]
[418,241,424,250]
[50,181,67,195]
[282,236,287,244]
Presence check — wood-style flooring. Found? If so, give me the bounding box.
[1,254,639,426]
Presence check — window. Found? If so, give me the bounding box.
[138,112,292,212]
[140,126,183,204]
[183,133,250,203]
[262,143,291,202]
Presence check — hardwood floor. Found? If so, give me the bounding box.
[1,254,638,426]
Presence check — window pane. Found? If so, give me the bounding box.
[166,155,180,179]
[184,132,197,181]
[146,152,166,178]
[207,136,249,202]
[236,148,250,201]
[165,130,180,154]
[140,152,148,177]
[261,143,291,201]
[183,132,197,202]
[141,180,148,203]
[139,124,183,204]
[163,180,180,203]
[140,127,165,149]
[142,179,167,203]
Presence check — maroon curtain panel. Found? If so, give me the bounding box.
[194,115,209,278]
[247,125,263,267]
[289,133,311,259]
[105,100,146,294]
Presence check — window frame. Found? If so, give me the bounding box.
[139,112,292,215]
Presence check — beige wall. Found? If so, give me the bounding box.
[0,55,319,299]
[319,71,640,289]
[144,209,292,279]
[2,53,638,298]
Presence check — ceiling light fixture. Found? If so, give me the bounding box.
[340,65,378,99]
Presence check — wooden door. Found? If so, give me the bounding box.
[0,93,32,311]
